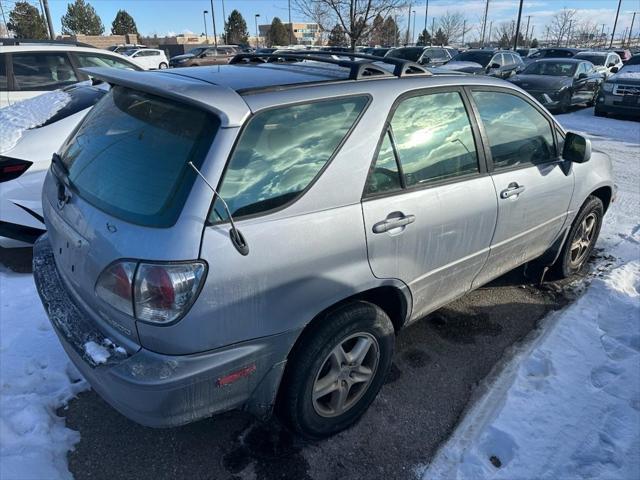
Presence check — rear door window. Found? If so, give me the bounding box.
[11,52,78,90]
[73,52,140,70]
[60,86,219,227]
[211,96,369,222]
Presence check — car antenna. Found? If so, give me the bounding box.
[188,161,249,256]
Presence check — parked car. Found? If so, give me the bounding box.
[108,44,147,53]
[0,39,141,107]
[371,47,391,57]
[573,51,623,78]
[0,83,107,247]
[169,46,237,67]
[524,47,581,64]
[595,54,640,117]
[613,49,633,63]
[508,58,603,113]
[385,46,453,66]
[33,55,613,440]
[440,49,523,78]
[516,48,538,57]
[122,48,169,70]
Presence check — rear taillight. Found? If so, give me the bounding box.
[95,261,206,324]
[0,156,33,183]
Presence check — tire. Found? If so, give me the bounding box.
[558,91,571,114]
[159,62,168,69]
[554,195,604,278]
[587,87,598,107]
[278,301,395,439]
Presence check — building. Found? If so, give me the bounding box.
[258,22,321,46]
[58,33,139,49]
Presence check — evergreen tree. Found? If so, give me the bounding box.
[328,24,347,46]
[225,10,249,45]
[369,14,385,46]
[530,38,539,48]
[416,29,432,46]
[267,17,289,46]
[61,0,104,35]
[111,9,138,35]
[7,1,48,39]
[498,32,510,48]
[434,28,447,45]
[381,16,399,46]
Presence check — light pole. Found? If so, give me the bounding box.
[629,12,637,48]
[203,10,208,43]
[609,0,622,48]
[462,19,466,46]
[600,23,606,47]
[221,0,227,43]
[412,10,416,45]
[524,15,531,47]
[255,14,260,49]
[288,0,293,45]
[488,20,493,46]
[209,0,218,47]
[406,1,412,45]
[480,0,490,47]
[431,17,435,43]
[394,13,399,47]
[513,0,523,51]
[424,0,429,39]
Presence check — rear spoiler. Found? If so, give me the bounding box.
[79,67,250,127]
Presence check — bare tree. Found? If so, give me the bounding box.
[573,19,599,48]
[548,8,577,47]
[438,11,469,45]
[294,0,406,50]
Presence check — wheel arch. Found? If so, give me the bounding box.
[590,185,613,213]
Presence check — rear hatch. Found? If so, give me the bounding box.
[42,84,224,348]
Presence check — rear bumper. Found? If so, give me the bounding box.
[33,234,295,427]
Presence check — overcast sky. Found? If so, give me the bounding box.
[36,0,639,40]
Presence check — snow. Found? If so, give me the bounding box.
[0,269,88,480]
[0,91,71,155]
[82,341,110,365]
[421,109,640,480]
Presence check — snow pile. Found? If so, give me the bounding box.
[0,270,88,480]
[421,111,640,480]
[0,91,71,154]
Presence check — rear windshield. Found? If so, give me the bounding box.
[60,86,219,227]
[523,61,577,76]
[451,51,494,67]
[575,54,605,65]
[386,48,423,61]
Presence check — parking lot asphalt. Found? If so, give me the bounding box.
[34,257,583,480]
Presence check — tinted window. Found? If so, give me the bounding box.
[472,91,555,169]
[211,96,368,222]
[0,54,6,90]
[386,47,423,61]
[12,52,78,91]
[365,131,402,196]
[390,92,479,186]
[74,52,139,70]
[522,61,577,76]
[576,54,606,65]
[60,86,219,227]
[451,51,494,67]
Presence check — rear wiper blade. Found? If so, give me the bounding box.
[51,152,68,177]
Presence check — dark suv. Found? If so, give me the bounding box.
[169,46,237,67]
[595,54,640,117]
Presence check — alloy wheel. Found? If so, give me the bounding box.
[569,212,598,268]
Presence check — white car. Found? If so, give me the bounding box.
[121,48,169,70]
[573,51,624,78]
[0,83,108,247]
[0,39,141,107]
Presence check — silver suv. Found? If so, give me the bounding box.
[34,52,614,438]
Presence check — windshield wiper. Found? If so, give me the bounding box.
[51,152,68,178]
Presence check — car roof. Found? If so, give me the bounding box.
[533,58,582,63]
[575,51,608,56]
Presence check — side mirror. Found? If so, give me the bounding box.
[610,66,619,73]
[577,72,588,80]
[607,62,615,68]
[563,132,591,163]
[489,62,500,69]
[420,56,431,65]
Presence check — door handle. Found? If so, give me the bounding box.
[500,183,526,199]
[372,214,416,234]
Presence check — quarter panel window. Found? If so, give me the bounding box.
[472,91,556,169]
[211,96,368,222]
[12,52,78,90]
[365,131,402,196]
[390,91,479,187]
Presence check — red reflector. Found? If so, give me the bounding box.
[3,164,27,173]
[216,364,257,387]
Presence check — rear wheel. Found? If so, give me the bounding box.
[554,196,603,278]
[278,301,394,439]
[159,62,168,69]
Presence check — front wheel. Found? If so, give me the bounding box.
[558,91,571,114]
[158,62,168,69]
[277,301,394,439]
[554,196,604,278]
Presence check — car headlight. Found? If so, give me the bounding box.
[602,83,614,92]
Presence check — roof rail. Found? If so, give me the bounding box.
[229,50,431,80]
[0,38,96,48]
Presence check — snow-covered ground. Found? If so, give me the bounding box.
[422,109,640,480]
